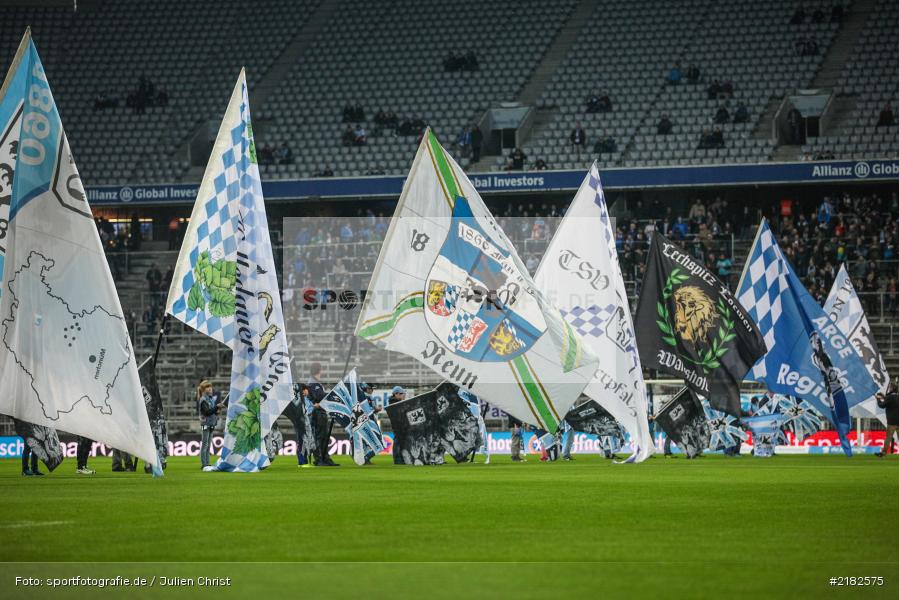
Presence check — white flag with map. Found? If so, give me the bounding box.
[0,31,158,468]
[355,131,597,432]
[534,163,653,462]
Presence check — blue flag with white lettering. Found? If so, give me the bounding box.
[736,220,876,455]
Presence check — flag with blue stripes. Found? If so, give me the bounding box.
[736,220,876,456]
[321,369,386,465]
[165,70,293,472]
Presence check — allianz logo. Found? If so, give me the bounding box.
[811,161,899,178]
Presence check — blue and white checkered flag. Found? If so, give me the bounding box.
[165,70,293,472]
[736,220,876,457]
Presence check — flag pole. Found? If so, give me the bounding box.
[152,315,169,368]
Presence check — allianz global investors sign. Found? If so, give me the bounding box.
[811,160,899,179]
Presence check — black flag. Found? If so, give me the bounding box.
[654,388,710,458]
[13,418,63,471]
[138,357,168,471]
[635,233,765,415]
[386,382,480,465]
[563,399,623,438]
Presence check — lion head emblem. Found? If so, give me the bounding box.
[673,286,717,344]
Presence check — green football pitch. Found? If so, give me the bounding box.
[2,454,897,599]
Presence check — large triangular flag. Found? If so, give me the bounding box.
[636,232,766,417]
[533,163,652,462]
[736,219,878,455]
[355,131,597,432]
[824,265,890,425]
[165,69,293,471]
[0,31,158,468]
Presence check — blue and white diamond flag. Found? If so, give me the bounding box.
[165,70,293,472]
[534,163,652,461]
[736,219,876,456]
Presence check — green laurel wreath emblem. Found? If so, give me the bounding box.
[655,268,736,373]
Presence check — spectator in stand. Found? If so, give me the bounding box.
[790,6,806,25]
[275,143,294,164]
[314,166,334,177]
[167,216,180,250]
[507,147,527,170]
[877,103,894,127]
[714,104,730,124]
[672,217,689,240]
[594,133,617,155]
[811,7,825,23]
[146,263,162,293]
[707,80,721,100]
[353,124,368,145]
[712,127,724,148]
[667,63,682,85]
[586,90,602,113]
[471,125,483,162]
[733,102,750,123]
[688,199,707,222]
[570,122,587,155]
[341,125,355,146]
[597,92,612,112]
[657,114,673,135]
[716,253,733,284]
[534,158,548,170]
[698,128,714,149]
[686,64,701,84]
[456,126,473,158]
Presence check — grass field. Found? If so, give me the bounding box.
[2,453,898,599]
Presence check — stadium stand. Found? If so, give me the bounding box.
[2,0,897,180]
[802,0,899,160]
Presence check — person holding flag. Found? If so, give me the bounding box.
[735,219,878,456]
[876,381,899,456]
[164,68,294,472]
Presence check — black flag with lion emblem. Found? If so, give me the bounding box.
[635,233,765,416]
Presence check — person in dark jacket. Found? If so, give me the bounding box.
[876,381,899,456]
[471,126,483,162]
[197,380,224,469]
[309,362,338,466]
[509,415,525,462]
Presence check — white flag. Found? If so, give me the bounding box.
[0,31,157,467]
[534,163,653,461]
[355,131,596,431]
[165,70,293,471]
[824,265,890,425]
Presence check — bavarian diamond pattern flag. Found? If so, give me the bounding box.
[824,265,890,425]
[0,31,159,469]
[165,70,293,472]
[635,232,765,416]
[319,368,386,465]
[534,163,652,461]
[735,220,877,454]
[355,131,597,432]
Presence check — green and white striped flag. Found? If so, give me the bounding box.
[355,131,596,432]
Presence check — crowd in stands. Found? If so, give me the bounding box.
[443,51,479,72]
[585,90,613,113]
[568,123,616,156]
[698,127,725,149]
[790,4,845,25]
[259,142,294,165]
[94,76,168,114]
[774,190,899,316]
